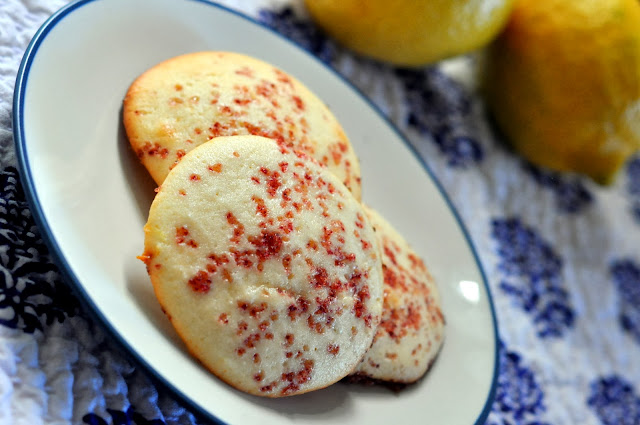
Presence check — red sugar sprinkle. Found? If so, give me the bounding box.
[384,244,398,266]
[249,230,284,262]
[310,267,329,289]
[188,271,211,293]
[282,254,292,273]
[243,333,261,348]
[137,142,169,159]
[175,226,189,244]
[279,359,314,395]
[284,333,294,346]
[292,95,305,111]
[231,248,253,268]
[252,196,268,218]
[226,212,245,244]
[222,269,233,282]
[237,321,248,334]
[288,297,310,320]
[235,67,254,77]
[208,163,223,173]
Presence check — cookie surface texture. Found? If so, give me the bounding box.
[350,206,445,384]
[124,51,361,199]
[141,135,382,397]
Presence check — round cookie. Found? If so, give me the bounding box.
[123,51,361,199]
[140,135,382,397]
[349,206,445,385]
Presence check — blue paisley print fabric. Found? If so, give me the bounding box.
[610,259,640,345]
[395,67,484,168]
[626,155,640,224]
[83,408,167,425]
[259,7,337,64]
[587,376,640,425]
[491,217,574,338]
[522,163,594,214]
[0,167,79,333]
[489,342,548,424]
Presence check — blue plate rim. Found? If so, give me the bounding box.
[12,0,500,423]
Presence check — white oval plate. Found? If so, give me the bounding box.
[14,0,498,423]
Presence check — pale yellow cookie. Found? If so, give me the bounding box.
[140,135,382,397]
[124,51,361,199]
[350,206,444,385]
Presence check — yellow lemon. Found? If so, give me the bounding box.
[304,0,516,66]
[482,0,640,184]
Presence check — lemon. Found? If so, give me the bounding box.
[304,0,515,66]
[482,0,640,184]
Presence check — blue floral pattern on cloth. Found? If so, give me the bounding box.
[522,163,593,214]
[626,155,640,224]
[610,258,640,345]
[395,67,483,168]
[491,217,575,338]
[83,407,165,425]
[485,342,551,425]
[0,167,79,333]
[587,375,640,425]
[258,6,337,64]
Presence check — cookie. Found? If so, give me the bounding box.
[349,206,445,385]
[123,51,361,199]
[140,135,382,397]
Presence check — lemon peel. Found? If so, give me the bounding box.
[304,0,515,66]
[482,0,640,184]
